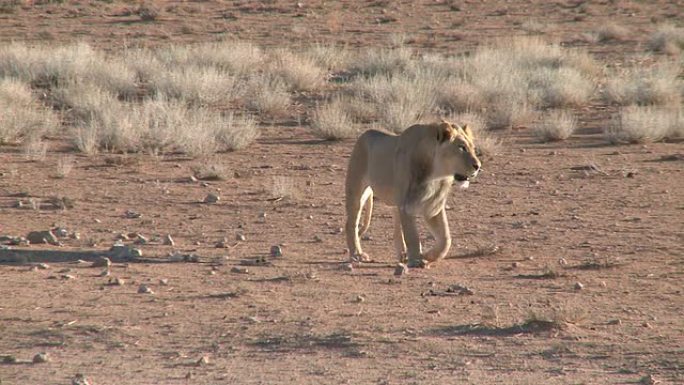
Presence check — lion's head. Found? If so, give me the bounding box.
[433,120,482,183]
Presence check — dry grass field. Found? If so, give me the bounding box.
[0,1,683,384]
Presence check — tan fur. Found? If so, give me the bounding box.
[345,120,481,267]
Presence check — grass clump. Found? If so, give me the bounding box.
[647,24,684,55]
[534,110,577,142]
[606,106,681,144]
[311,98,356,140]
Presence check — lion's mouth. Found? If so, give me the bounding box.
[454,174,469,182]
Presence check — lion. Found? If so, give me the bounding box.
[344,120,482,268]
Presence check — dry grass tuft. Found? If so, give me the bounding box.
[245,74,291,117]
[647,24,684,55]
[0,78,58,145]
[605,106,679,144]
[311,98,357,140]
[269,50,325,92]
[595,23,630,43]
[151,66,241,106]
[55,156,75,179]
[603,61,682,107]
[535,110,577,142]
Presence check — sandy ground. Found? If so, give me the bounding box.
[1,1,683,384]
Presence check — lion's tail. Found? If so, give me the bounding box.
[358,187,373,236]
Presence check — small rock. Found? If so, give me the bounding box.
[599,281,607,288]
[355,295,366,303]
[574,282,584,290]
[642,322,652,328]
[394,263,408,276]
[236,233,246,241]
[159,278,169,286]
[134,235,148,245]
[162,234,175,246]
[204,193,220,203]
[2,355,17,363]
[230,266,249,274]
[36,263,50,270]
[137,284,154,294]
[69,232,81,240]
[91,256,111,268]
[639,374,660,385]
[313,235,323,243]
[270,245,283,257]
[208,270,216,275]
[71,373,91,385]
[108,277,125,286]
[306,215,313,220]
[511,262,519,268]
[525,256,534,261]
[558,258,568,266]
[257,212,267,222]
[32,352,50,363]
[26,230,59,245]
[97,269,110,277]
[61,274,76,280]
[124,210,142,219]
[54,227,69,238]
[196,356,209,366]
[188,175,198,183]
[607,319,622,325]
[361,234,372,241]
[341,263,354,272]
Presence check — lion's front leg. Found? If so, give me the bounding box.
[393,209,407,262]
[399,207,424,267]
[423,209,452,263]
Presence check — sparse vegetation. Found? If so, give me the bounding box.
[603,61,682,107]
[647,24,684,55]
[606,106,681,144]
[595,23,630,43]
[311,98,356,140]
[535,110,577,142]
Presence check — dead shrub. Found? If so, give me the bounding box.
[605,106,676,144]
[647,24,684,55]
[311,98,356,140]
[534,110,577,142]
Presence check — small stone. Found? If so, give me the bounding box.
[2,355,16,364]
[71,373,91,385]
[70,232,81,240]
[189,175,198,183]
[91,256,111,268]
[558,258,568,266]
[230,267,249,274]
[361,234,372,241]
[574,282,584,290]
[394,263,409,276]
[113,277,125,286]
[341,263,354,272]
[511,262,519,268]
[607,319,622,325]
[54,227,69,238]
[162,234,175,246]
[355,295,366,303]
[124,210,142,219]
[138,284,154,294]
[307,215,314,220]
[257,212,267,222]
[642,322,652,328]
[32,352,50,363]
[313,235,323,242]
[97,269,110,277]
[525,256,534,261]
[208,270,216,275]
[236,233,246,241]
[270,245,283,257]
[599,281,607,288]
[159,279,169,286]
[26,230,59,245]
[196,356,209,366]
[204,193,220,203]
[61,274,76,280]
[37,263,50,270]
[639,374,659,385]
[134,235,148,245]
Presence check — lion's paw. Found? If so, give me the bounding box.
[407,258,429,269]
[351,252,372,263]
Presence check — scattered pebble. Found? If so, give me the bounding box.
[574,282,584,290]
[97,269,110,277]
[26,230,59,245]
[54,228,69,238]
[607,319,622,325]
[37,263,50,270]
[394,263,409,276]
[203,193,220,204]
[270,245,283,257]
[642,322,652,328]
[511,262,519,268]
[162,234,175,246]
[91,256,111,268]
[32,352,50,363]
[2,355,16,364]
[236,233,246,241]
[196,356,209,366]
[525,256,534,261]
[134,235,148,245]
[230,267,249,274]
[313,235,323,243]
[124,210,142,219]
[355,295,366,303]
[159,279,169,286]
[341,263,354,272]
[61,274,76,280]
[558,258,568,266]
[71,373,91,385]
[257,212,267,222]
[137,284,154,294]
[639,374,660,385]
[109,277,125,286]
[307,215,313,220]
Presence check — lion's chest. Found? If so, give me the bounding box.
[414,177,453,218]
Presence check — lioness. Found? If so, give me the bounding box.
[344,120,481,268]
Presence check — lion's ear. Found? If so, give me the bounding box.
[437,122,455,143]
[462,124,474,139]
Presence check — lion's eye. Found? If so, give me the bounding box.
[458,145,466,152]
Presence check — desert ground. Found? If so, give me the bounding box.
[0,1,683,384]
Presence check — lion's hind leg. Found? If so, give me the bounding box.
[393,208,407,262]
[345,186,372,262]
